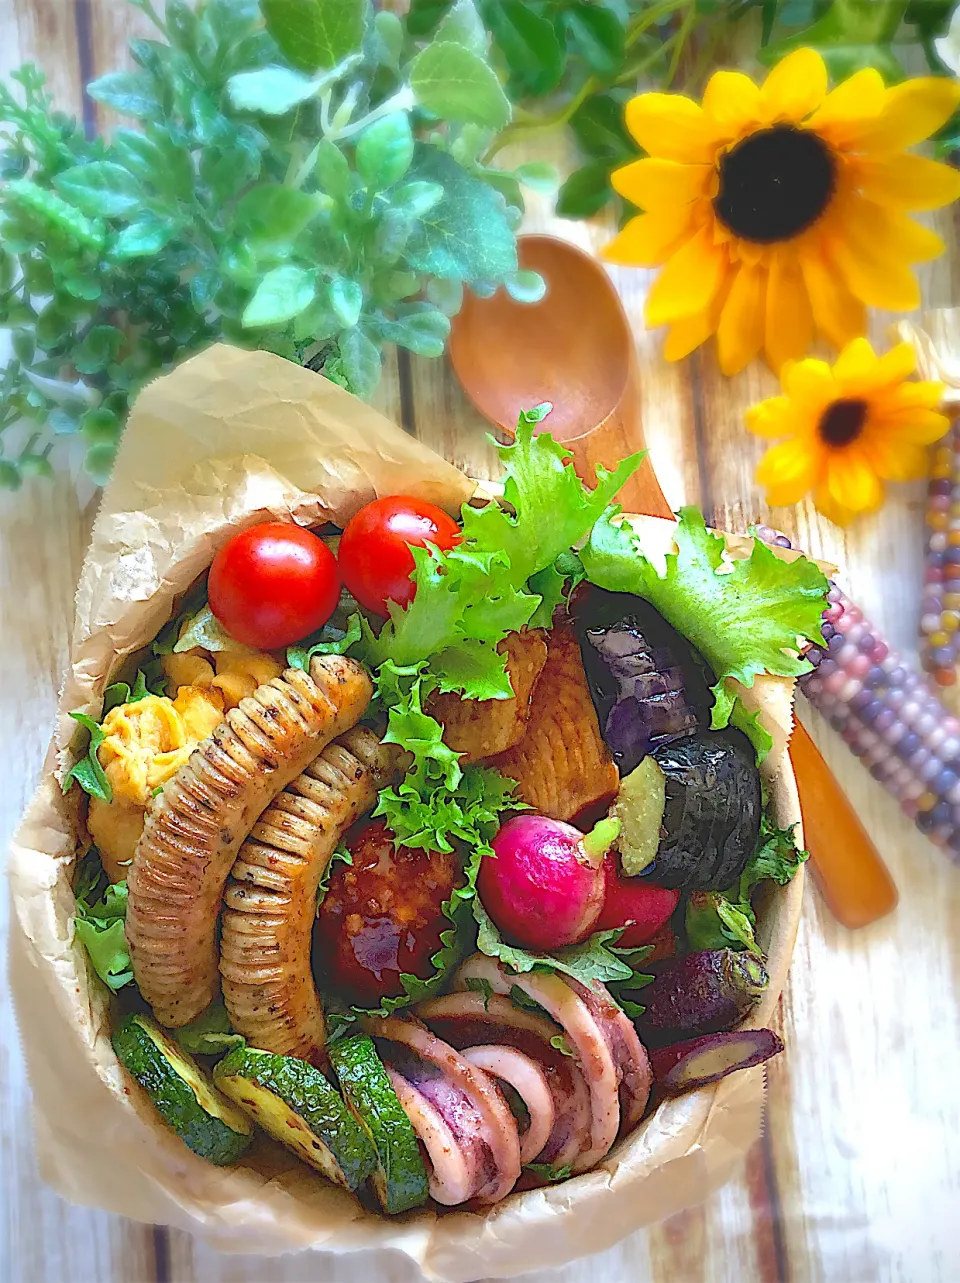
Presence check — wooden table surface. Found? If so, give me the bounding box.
[3,4,960,1282]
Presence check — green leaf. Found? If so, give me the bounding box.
[103,666,163,714]
[53,162,142,219]
[404,147,517,281]
[462,416,641,586]
[483,0,564,98]
[110,214,177,260]
[234,183,318,245]
[287,616,362,670]
[474,900,649,988]
[408,0,453,36]
[739,812,808,895]
[243,265,317,328]
[435,0,487,51]
[86,70,160,119]
[390,179,444,217]
[330,277,363,328]
[563,3,625,78]
[174,604,256,654]
[524,1161,573,1183]
[373,9,404,65]
[513,161,560,193]
[79,407,121,444]
[550,1034,574,1057]
[504,269,546,303]
[83,443,117,486]
[356,111,414,189]
[74,879,133,992]
[570,93,632,158]
[378,306,451,357]
[410,41,511,130]
[172,1000,245,1055]
[62,712,111,802]
[556,160,614,220]
[227,65,323,114]
[314,139,352,199]
[262,0,365,72]
[727,688,774,763]
[464,975,494,1009]
[74,325,124,375]
[338,327,381,398]
[426,276,464,316]
[581,507,828,704]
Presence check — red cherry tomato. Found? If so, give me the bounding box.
[208,521,341,650]
[338,495,461,617]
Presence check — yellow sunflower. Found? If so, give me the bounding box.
[746,337,948,525]
[603,49,960,375]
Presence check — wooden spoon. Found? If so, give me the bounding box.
[449,235,672,519]
[450,233,895,928]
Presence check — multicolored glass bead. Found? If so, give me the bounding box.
[754,525,960,858]
[921,425,960,688]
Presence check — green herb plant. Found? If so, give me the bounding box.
[0,0,541,488]
[410,0,960,223]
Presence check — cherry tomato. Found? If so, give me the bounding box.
[208,521,340,650]
[338,495,461,616]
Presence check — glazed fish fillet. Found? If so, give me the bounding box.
[428,629,548,762]
[489,626,618,822]
[126,655,372,1027]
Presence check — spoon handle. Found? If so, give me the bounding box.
[789,721,898,928]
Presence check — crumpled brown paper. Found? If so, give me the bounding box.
[8,344,803,1282]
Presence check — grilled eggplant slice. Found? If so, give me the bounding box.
[220,727,402,1064]
[329,1033,429,1214]
[651,730,762,890]
[127,655,373,1027]
[113,1013,252,1166]
[214,1045,377,1189]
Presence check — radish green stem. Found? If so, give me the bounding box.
[581,817,620,865]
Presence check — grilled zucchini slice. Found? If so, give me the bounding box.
[329,1034,428,1214]
[213,1046,376,1190]
[112,1013,252,1166]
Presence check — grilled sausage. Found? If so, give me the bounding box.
[126,656,372,1027]
[220,727,403,1064]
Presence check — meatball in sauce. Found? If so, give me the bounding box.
[314,818,458,1007]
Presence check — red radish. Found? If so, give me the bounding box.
[594,853,679,947]
[648,1029,784,1094]
[478,814,620,950]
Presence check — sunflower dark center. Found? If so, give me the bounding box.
[714,125,836,243]
[819,398,868,447]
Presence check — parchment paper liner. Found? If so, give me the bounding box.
[8,344,803,1281]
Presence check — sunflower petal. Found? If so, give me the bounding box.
[745,395,802,439]
[806,68,885,140]
[703,69,761,133]
[828,229,921,312]
[854,153,960,211]
[843,77,960,154]
[826,450,884,513]
[884,381,946,411]
[624,93,721,163]
[800,251,867,350]
[756,436,821,505]
[764,254,814,372]
[717,264,765,375]
[782,357,836,413]
[812,483,857,527]
[645,224,728,327]
[759,48,827,122]
[832,336,879,384]
[872,407,950,444]
[601,208,693,266]
[611,157,711,210]
[862,434,932,481]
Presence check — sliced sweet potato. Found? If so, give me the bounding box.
[429,629,548,763]
[489,626,618,823]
